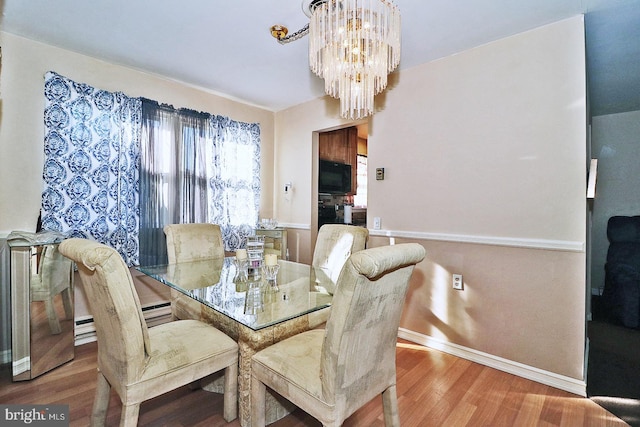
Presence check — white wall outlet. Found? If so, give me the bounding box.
[452,274,463,290]
[373,217,381,230]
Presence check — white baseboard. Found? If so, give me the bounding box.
[75,303,172,346]
[12,356,30,375]
[398,328,587,397]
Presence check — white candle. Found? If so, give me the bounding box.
[236,249,247,260]
[265,253,278,266]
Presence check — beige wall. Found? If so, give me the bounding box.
[0,32,276,234]
[275,16,587,380]
[0,16,588,385]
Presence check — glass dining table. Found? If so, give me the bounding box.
[137,257,332,427]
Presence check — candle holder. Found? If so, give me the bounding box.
[244,281,264,315]
[234,258,249,282]
[262,264,280,292]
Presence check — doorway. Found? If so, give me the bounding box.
[586,114,640,426]
[317,124,368,231]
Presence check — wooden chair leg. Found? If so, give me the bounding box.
[120,403,140,427]
[251,374,267,427]
[91,372,111,427]
[382,384,400,427]
[223,362,239,422]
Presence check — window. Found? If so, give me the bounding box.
[353,154,367,208]
[40,72,260,267]
[139,101,261,265]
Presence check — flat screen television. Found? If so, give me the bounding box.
[319,160,352,194]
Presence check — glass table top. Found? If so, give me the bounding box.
[137,258,332,331]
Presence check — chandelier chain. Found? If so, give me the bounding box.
[276,24,310,45]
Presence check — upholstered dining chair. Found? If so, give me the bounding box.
[164,223,225,320]
[311,224,369,295]
[59,238,238,427]
[251,243,426,427]
[30,244,74,334]
[308,224,369,328]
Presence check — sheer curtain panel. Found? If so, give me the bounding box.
[139,101,260,265]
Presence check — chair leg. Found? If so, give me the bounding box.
[223,362,238,422]
[250,374,266,427]
[44,298,62,334]
[120,403,140,427]
[61,287,74,320]
[382,384,400,427]
[90,372,111,427]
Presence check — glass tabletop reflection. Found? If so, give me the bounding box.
[137,258,332,331]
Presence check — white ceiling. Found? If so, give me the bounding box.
[1,0,639,117]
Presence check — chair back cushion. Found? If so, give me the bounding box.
[321,243,425,410]
[607,216,640,244]
[59,238,150,389]
[164,223,224,263]
[311,224,369,295]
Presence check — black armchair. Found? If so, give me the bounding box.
[602,215,640,328]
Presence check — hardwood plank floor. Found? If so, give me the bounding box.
[0,340,627,426]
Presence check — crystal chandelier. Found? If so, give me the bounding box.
[271,0,401,120]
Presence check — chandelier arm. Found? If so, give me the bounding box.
[276,24,310,44]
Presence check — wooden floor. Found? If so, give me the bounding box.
[0,340,627,427]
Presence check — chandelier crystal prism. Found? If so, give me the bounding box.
[307,0,401,119]
[272,0,401,119]
[307,0,400,119]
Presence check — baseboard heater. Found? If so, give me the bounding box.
[75,302,172,346]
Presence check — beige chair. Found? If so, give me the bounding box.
[164,223,225,320]
[30,244,74,334]
[311,224,369,295]
[59,238,238,427]
[251,243,426,427]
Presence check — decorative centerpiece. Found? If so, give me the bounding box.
[233,248,249,292]
[246,235,265,278]
[244,281,264,315]
[260,218,278,229]
[262,253,280,292]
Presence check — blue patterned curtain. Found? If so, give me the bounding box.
[41,71,141,265]
[139,101,260,265]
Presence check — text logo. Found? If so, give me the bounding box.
[1,405,69,426]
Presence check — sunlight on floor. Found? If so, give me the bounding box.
[396,342,430,352]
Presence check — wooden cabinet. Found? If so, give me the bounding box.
[319,126,358,194]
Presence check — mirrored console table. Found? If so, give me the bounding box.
[255,227,288,259]
[9,240,74,381]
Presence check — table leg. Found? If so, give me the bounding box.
[236,317,309,427]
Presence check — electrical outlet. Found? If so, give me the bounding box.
[373,217,381,230]
[452,274,463,290]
